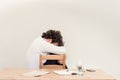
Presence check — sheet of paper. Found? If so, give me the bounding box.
[21,70,49,76]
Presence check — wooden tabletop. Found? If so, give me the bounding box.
[0,68,116,80]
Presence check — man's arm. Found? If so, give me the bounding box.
[41,41,66,54]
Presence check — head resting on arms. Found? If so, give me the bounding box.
[41,29,64,46]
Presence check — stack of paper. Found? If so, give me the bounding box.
[54,70,76,75]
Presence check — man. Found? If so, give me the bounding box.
[26,30,66,69]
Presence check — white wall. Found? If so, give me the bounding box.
[0,0,120,79]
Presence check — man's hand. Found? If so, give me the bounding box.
[52,42,58,46]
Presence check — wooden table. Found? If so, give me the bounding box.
[0,68,116,80]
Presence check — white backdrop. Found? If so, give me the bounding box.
[0,0,120,79]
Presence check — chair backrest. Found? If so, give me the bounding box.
[40,54,66,69]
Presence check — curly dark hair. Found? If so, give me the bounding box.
[42,30,64,46]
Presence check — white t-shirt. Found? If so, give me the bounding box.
[26,37,66,69]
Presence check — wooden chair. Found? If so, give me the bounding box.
[40,54,66,69]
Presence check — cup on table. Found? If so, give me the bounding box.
[76,60,84,76]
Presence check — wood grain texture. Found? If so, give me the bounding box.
[0,68,116,80]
